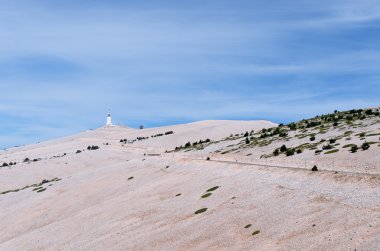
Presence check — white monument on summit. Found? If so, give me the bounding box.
[106,112,112,127]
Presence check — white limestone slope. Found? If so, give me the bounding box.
[0,119,379,251]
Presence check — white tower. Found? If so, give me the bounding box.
[106,112,112,127]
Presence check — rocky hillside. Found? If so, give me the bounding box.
[174,107,380,175]
[0,112,379,250]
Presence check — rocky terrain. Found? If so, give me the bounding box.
[0,108,379,250]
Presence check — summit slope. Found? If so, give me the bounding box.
[0,115,379,250]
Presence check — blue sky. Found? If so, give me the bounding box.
[1,0,380,149]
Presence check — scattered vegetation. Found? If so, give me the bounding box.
[342,144,355,148]
[252,230,260,236]
[206,186,220,192]
[324,149,339,154]
[194,208,208,214]
[36,188,47,193]
[362,142,370,150]
[120,131,175,144]
[87,145,99,150]
[286,148,295,156]
[351,144,359,153]
[201,193,212,198]
[0,178,61,195]
[174,138,211,151]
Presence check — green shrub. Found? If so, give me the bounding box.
[324,149,339,154]
[351,144,359,153]
[322,144,333,150]
[286,148,295,156]
[273,149,280,156]
[194,208,208,214]
[245,224,252,229]
[329,138,336,144]
[36,188,47,193]
[311,165,318,171]
[206,186,220,192]
[296,149,302,154]
[201,193,212,198]
[252,230,260,236]
[310,136,316,141]
[280,145,287,152]
[342,144,354,148]
[362,142,370,150]
[279,131,288,137]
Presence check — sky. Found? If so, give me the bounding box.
[1,0,380,149]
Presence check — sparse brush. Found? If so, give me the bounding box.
[351,144,359,153]
[206,186,220,192]
[194,208,208,214]
[201,193,212,198]
[252,230,260,236]
[362,142,370,150]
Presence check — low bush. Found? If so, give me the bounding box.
[194,208,208,214]
[286,148,295,156]
[329,138,337,144]
[252,230,260,236]
[324,149,339,154]
[206,186,220,192]
[351,144,359,153]
[201,193,212,198]
[311,165,318,171]
[273,149,280,156]
[280,145,287,152]
[322,144,333,150]
[362,142,370,150]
